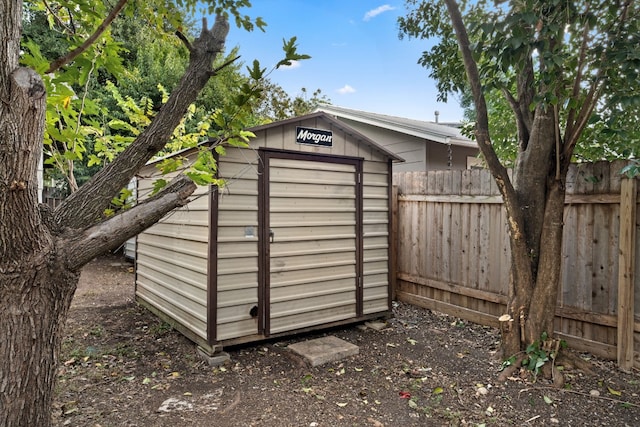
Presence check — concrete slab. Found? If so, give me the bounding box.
[197,347,230,367]
[364,321,388,331]
[287,335,359,367]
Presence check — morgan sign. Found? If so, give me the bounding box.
[295,126,333,147]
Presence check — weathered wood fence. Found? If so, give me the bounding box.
[393,160,639,370]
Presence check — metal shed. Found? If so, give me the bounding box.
[134,112,402,355]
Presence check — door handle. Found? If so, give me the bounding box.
[269,229,275,243]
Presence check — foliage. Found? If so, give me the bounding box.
[255,82,331,123]
[401,0,640,164]
[399,0,639,357]
[20,0,311,196]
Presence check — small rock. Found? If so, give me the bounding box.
[157,398,193,413]
[477,387,489,396]
[550,418,560,424]
[589,390,600,397]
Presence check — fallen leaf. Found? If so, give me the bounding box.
[608,387,622,396]
[386,343,397,348]
[183,392,192,396]
[336,402,348,407]
[433,387,444,395]
[407,338,417,346]
[354,367,363,372]
[302,387,313,393]
[142,377,152,385]
[399,391,411,399]
[408,399,418,409]
[543,395,553,404]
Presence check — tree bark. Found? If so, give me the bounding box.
[54,15,229,230]
[0,2,230,424]
[444,0,571,358]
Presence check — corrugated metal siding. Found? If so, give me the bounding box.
[135,164,210,342]
[215,147,260,341]
[362,160,390,314]
[268,157,357,334]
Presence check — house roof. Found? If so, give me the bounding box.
[249,111,404,162]
[314,104,476,149]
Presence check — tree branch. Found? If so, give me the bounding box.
[210,55,241,77]
[564,3,592,140]
[61,175,196,271]
[564,0,632,160]
[42,0,74,35]
[54,15,230,230]
[502,88,529,150]
[443,0,534,310]
[442,0,514,200]
[46,0,129,74]
[175,30,194,52]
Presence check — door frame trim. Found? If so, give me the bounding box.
[258,148,364,337]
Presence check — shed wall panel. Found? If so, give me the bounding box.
[215,148,261,341]
[135,162,210,341]
[362,160,390,313]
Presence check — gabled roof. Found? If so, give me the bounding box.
[249,111,404,162]
[314,104,476,149]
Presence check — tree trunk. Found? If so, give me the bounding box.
[0,260,78,427]
[500,110,567,357]
[0,49,72,426]
[0,2,229,423]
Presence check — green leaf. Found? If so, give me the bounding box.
[151,179,168,196]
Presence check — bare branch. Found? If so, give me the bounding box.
[54,15,230,230]
[175,30,194,52]
[62,175,196,271]
[46,0,129,74]
[42,0,74,34]
[210,55,241,77]
[564,3,592,139]
[442,0,512,194]
[564,0,633,158]
[443,0,534,308]
[502,88,529,150]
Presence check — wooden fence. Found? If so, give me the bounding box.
[393,160,639,370]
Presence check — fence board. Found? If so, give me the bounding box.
[394,161,639,369]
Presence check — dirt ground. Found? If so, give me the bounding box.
[53,254,640,426]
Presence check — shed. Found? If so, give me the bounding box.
[315,105,479,172]
[134,112,402,355]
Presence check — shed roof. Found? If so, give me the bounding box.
[249,111,404,162]
[314,105,476,149]
[144,111,404,168]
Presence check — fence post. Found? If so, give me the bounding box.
[617,177,637,371]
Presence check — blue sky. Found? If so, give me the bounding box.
[217,1,464,122]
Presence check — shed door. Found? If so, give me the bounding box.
[261,152,362,335]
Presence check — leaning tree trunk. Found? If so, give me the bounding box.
[0,1,228,422]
